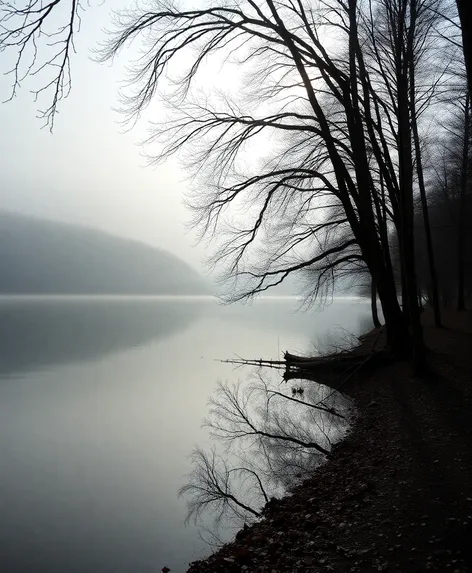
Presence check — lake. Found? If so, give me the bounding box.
[0,296,372,573]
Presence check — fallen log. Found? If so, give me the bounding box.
[218,357,286,370]
[218,329,385,395]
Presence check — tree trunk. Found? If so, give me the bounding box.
[396,0,425,369]
[410,57,442,326]
[374,262,411,355]
[457,92,470,311]
[397,231,410,322]
[397,104,425,365]
[343,0,410,354]
[457,0,472,99]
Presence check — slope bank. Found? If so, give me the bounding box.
[0,211,207,295]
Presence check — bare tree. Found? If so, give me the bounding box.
[408,0,448,326]
[456,91,470,310]
[0,0,87,129]
[1,0,464,361]
[360,0,454,354]
[424,87,472,309]
[1,1,407,347]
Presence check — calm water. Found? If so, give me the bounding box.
[0,296,371,573]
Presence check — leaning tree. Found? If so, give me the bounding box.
[0,0,464,360]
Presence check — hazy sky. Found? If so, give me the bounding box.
[0,1,206,271]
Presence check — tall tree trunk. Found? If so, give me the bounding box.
[409,47,442,326]
[396,0,425,368]
[458,92,470,311]
[373,260,411,354]
[397,230,410,322]
[344,0,410,353]
[457,0,472,99]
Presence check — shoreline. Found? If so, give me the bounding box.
[186,311,472,573]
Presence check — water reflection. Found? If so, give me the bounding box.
[180,369,353,541]
[0,296,204,375]
[0,297,368,572]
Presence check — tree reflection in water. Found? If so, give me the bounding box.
[180,369,354,544]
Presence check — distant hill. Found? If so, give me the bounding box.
[0,212,207,295]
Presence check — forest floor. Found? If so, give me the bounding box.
[186,310,472,573]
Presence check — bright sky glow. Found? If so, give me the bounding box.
[0,1,212,271]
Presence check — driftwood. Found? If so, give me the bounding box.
[218,328,385,395]
[218,357,286,370]
[218,351,368,372]
[284,350,363,367]
[283,328,385,393]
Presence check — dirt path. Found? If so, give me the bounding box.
[186,313,472,573]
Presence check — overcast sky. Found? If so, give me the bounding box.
[0,1,207,272]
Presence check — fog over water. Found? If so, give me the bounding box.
[0,7,370,569]
[0,0,205,271]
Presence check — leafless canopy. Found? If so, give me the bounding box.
[0,0,89,129]
[1,0,467,353]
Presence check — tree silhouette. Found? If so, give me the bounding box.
[1,0,468,359]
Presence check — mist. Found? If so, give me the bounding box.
[0,0,203,271]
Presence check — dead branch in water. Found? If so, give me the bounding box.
[217,357,286,370]
[218,328,384,395]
